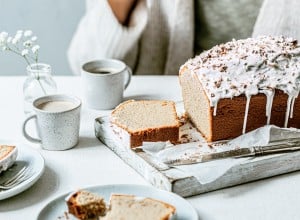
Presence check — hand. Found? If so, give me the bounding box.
[108,0,137,25]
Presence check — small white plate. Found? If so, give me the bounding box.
[38,184,198,220]
[0,141,45,200]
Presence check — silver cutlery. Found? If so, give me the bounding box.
[0,166,32,190]
[164,138,300,166]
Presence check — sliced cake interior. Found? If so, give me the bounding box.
[101,194,176,220]
[66,190,107,220]
[0,145,18,173]
[111,100,180,148]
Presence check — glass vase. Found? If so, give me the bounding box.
[23,63,57,114]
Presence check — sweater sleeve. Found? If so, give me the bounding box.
[252,0,300,41]
[67,0,148,75]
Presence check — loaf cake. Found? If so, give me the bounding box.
[66,190,107,220]
[0,145,17,173]
[179,36,300,142]
[110,100,180,148]
[102,194,176,220]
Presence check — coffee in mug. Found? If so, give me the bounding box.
[81,59,132,110]
[37,100,76,112]
[88,67,118,74]
[22,94,81,151]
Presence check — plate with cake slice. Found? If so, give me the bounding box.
[0,140,45,200]
[37,184,198,220]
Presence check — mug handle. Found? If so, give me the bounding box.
[22,114,41,143]
[124,66,132,90]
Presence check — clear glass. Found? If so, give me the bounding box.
[23,63,57,114]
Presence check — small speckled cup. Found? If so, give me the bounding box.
[81,59,132,110]
[22,94,81,150]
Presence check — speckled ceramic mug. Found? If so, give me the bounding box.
[82,59,132,110]
[22,94,81,150]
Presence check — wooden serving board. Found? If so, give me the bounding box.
[94,117,300,198]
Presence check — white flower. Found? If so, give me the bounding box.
[21,49,29,56]
[31,36,37,41]
[32,45,40,53]
[13,32,22,44]
[7,37,12,43]
[23,40,32,48]
[0,32,8,46]
[24,30,33,37]
[0,32,8,39]
[1,30,41,66]
[11,38,18,45]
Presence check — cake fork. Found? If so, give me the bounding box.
[0,166,32,190]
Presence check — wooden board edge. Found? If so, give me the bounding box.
[95,117,300,197]
[95,118,174,192]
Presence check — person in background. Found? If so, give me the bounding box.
[68,0,300,75]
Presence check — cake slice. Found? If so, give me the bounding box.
[0,145,17,173]
[110,100,180,148]
[101,194,176,220]
[66,190,107,220]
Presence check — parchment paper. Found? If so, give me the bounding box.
[142,124,300,184]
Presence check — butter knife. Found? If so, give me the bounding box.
[164,138,300,166]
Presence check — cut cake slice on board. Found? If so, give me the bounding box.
[110,100,180,148]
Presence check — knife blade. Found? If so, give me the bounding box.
[164,138,300,166]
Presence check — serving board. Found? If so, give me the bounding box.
[94,117,300,197]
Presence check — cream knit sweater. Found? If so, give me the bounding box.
[68,0,300,75]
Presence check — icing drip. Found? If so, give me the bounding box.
[263,90,275,125]
[181,35,300,130]
[243,95,251,134]
[290,97,296,119]
[213,100,218,116]
[290,92,299,118]
[284,95,293,127]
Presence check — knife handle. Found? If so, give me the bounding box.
[253,139,300,156]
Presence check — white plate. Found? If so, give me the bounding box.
[38,184,199,220]
[0,141,45,200]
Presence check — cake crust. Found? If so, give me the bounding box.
[0,145,15,160]
[66,190,106,220]
[0,145,17,174]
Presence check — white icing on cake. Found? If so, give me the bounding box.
[181,36,300,132]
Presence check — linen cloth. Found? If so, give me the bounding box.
[68,0,300,75]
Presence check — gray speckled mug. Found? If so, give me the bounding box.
[82,59,132,110]
[22,94,81,150]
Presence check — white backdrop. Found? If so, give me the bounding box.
[0,0,85,75]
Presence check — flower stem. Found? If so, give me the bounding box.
[36,77,47,95]
[4,40,47,95]
[24,56,31,66]
[33,63,47,95]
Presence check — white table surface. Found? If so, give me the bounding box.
[1,75,300,220]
